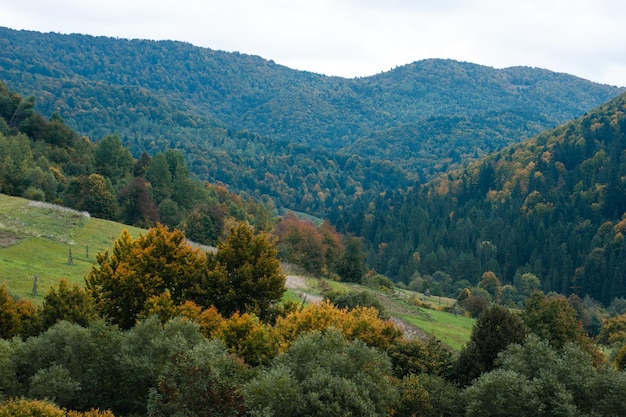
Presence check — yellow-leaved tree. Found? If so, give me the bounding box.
[85,224,206,329]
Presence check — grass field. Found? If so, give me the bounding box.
[398,309,475,351]
[0,194,142,302]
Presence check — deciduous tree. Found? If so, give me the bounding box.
[202,223,285,322]
[85,225,206,329]
[42,279,98,329]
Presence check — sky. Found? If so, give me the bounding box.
[1,0,625,87]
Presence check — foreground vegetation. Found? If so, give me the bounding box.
[2,223,626,416]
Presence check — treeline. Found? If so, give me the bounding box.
[2,224,626,416]
[0,81,272,245]
[336,92,626,306]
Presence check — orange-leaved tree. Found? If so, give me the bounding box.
[273,300,402,352]
[85,224,206,329]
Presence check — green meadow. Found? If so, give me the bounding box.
[0,193,142,302]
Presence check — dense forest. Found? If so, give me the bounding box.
[336,91,626,306]
[1,26,623,216]
[0,81,275,247]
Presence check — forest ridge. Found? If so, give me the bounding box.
[0,26,624,216]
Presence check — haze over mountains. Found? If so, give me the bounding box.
[1,26,623,216]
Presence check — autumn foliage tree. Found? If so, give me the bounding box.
[274,214,344,277]
[273,300,402,352]
[85,224,206,329]
[41,279,98,329]
[0,284,40,338]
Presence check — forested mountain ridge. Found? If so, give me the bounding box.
[1,26,623,215]
[338,91,626,305]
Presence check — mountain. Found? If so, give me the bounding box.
[1,26,623,215]
[337,91,626,305]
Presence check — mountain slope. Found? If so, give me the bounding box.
[1,27,623,214]
[339,92,626,305]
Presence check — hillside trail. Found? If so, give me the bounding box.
[285,275,324,303]
[285,274,429,341]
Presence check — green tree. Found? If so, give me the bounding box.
[147,340,248,417]
[117,316,209,415]
[336,235,365,283]
[465,334,614,417]
[84,173,118,220]
[387,337,454,379]
[85,225,206,329]
[43,113,78,147]
[245,329,398,417]
[28,364,81,408]
[202,223,285,322]
[516,272,541,296]
[243,364,302,416]
[182,202,226,246]
[522,291,588,350]
[326,290,388,319]
[145,152,172,204]
[394,374,464,417]
[464,369,546,417]
[478,271,501,301]
[41,279,98,329]
[94,134,133,186]
[454,305,528,386]
[157,198,183,229]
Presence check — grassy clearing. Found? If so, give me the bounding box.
[0,193,143,302]
[398,309,475,350]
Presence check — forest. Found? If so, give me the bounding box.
[2,27,626,415]
[2,221,626,417]
[1,79,626,416]
[335,92,626,307]
[1,26,623,217]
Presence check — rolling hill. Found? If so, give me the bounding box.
[1,26,623,216]
[338,91,626,305]
[0,192,473,348]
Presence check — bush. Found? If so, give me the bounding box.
[0,398,114,417]
[325,290,388,319]
[361,273,395,291]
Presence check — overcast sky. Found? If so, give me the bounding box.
[1,0,625,87]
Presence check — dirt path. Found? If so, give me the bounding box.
[0,231,20,248]
[285,275,324,303]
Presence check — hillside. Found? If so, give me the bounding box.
[1,26,623,215]
[0,193,143,300]
[339,92,626,305]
